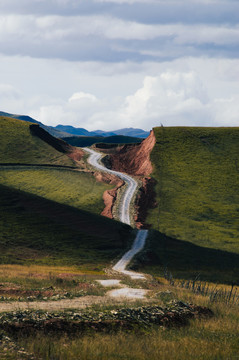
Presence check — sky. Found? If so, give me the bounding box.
[0,0,239,131]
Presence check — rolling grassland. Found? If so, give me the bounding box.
[0,121,238,359]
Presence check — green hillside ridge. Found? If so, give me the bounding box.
[0,167,112,216]
[0,116,74,166]
[135,127,239,282]
[147,126,239,254]
[0,184,131,268]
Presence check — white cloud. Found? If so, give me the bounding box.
[32,68,238,131]
[211,97,239,126]
[113,71,210,128]
[69,92,98,103]
[1,54,239,130]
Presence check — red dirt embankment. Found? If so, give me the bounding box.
[107,130,156,176]
[99,130,157,228]
[94,171,124,219]
[67,147,84,162]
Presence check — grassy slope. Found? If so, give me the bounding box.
[0,116,74,166]
[0,184,131,269]
[0,116,132,269]
[0,168,112,216]
[139,127,239,283]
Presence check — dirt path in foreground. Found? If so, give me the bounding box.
[0,295,131,313]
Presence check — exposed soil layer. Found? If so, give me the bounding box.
[102,130,156,176]
[93,171,124,219]
[67,147,84,162]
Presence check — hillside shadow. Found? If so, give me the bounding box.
[135,230,239,285]
[0,184,132,266]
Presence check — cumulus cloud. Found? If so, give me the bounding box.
[112,71,211,128]
[27,67,238,130]
[69,92,98,103]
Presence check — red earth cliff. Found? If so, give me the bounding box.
[106,130,156,176]
[93,171,124,219]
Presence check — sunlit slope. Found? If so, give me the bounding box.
[147,127,239,254]
[0,116,74,166]
[0,168,112,215]
[0,184,131,269]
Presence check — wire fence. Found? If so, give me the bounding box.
[163,268,239,305]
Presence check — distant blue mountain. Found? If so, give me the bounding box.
[110,128,150,138]
[55,125,91,136]
[55,125,149,138]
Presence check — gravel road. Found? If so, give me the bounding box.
[84,148,148,280]
[84,147,137,225]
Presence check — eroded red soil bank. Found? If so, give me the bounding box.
[96,130,157,227]
[102,130,156,176]
[94,171,124,219]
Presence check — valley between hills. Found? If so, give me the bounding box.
[0,115,238,359]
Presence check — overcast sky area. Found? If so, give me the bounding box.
[1,0,239,130]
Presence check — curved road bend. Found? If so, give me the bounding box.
[84,147,137,225]
[84,148,148,279]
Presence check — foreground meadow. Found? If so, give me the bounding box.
[0,271,238,360]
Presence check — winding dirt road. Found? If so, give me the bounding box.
[84,147,137,225]
[84,148,148,280]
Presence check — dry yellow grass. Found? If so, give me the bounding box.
[0,264,104,279]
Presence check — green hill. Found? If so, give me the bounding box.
[138,127,239,283]
[0,116,74,166]
[0,167,113,216]
[0,184,131,269]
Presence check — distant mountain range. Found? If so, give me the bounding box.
[55,125,149,138]
[0,111,150,139]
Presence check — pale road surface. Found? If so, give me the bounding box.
[84,148,148,281]
[84,147,137,225]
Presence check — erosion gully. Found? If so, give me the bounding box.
[84,148,148,299]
